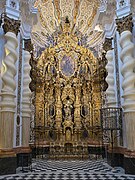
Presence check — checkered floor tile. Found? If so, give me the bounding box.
[32,159,122,173]
[0,159,135,180]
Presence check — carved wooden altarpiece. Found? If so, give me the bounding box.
[32,20,102,158]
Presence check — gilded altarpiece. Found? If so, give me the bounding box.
[33,23,101,157]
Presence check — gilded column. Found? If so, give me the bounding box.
[55,74,62,130]
[92,62,102,128]
[73,80,81,141]
[116,14,135,150]
[21,40,33,147]
[0,16,20,151]
[106,50,116,107]
[74,82,81,129]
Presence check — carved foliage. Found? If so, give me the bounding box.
[116,14,133,34]
[3,15,21,36]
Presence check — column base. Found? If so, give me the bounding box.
[0,150,16,175]
[124,150,135,175]
[107,149,124,168]
[124,156,135,175]
[124,112,135,150]
[107,147,135,174]
[14,147,32,168]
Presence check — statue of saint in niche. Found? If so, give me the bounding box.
[63,103,74,134]
[64,103,72,120]
[66,129,72,141]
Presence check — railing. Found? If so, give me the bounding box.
[100,107,123,163]
[100,107,123,145]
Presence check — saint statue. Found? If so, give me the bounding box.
[66,129,71,141]
[63,103,74,134]
[64,103,72,120]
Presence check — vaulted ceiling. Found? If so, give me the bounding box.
[1,0,135,51]
[31,0,107,49]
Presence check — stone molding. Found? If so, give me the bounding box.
[108,146,135,158]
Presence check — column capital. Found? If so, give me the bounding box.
[116,13,133,34]
[3,15,21,36]
[24,39,33,53]
[103,38,113,52]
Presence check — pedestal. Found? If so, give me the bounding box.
[124,151,135,175]
[14,147,32,169]
[124,112,135,150]
[0,112,14,149]
[0,150,16,175]
[0,112,16,175]
[22,117,30,147]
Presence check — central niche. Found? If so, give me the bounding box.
[60,55,75,77]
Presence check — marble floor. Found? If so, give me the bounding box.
[0,159,135,180]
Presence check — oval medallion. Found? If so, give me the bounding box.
[60,55,75,77]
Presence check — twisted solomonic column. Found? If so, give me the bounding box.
[119,31,135,150]
[120,31,135,112]
[105,50,116,107]
[0,16,20,150]
[21,40,33,147]
[22,50,31,117]
[117,14,135,150]
[1,32,18,111]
